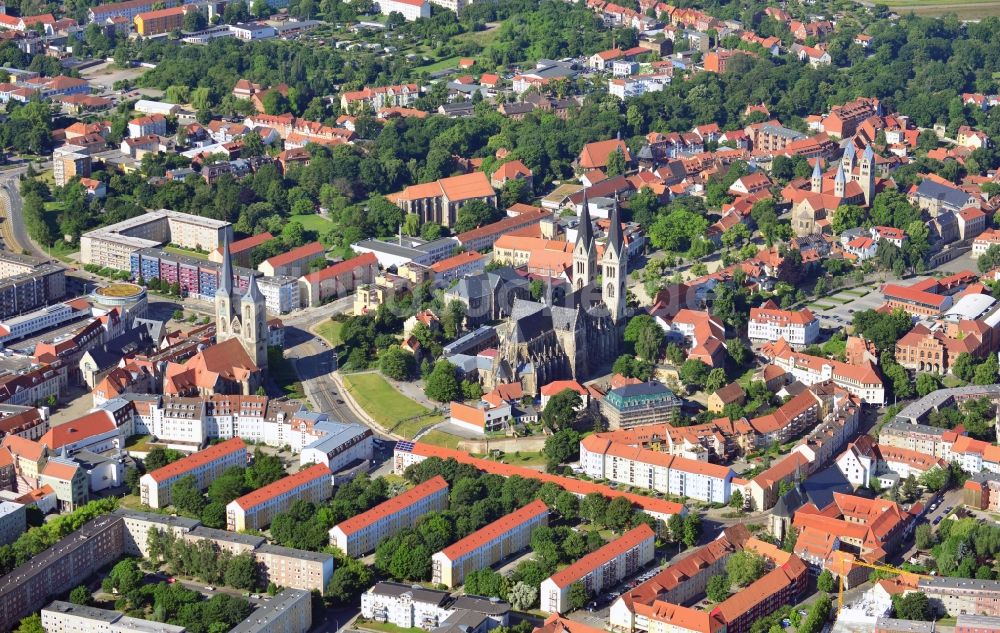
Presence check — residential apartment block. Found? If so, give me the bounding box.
[609,527,807,633]
[340,83,421,112]
[762,338,885,405]
[541,524,655,613]
[0,501,26,546]
[580,435,734,503]
[330,475,449,557]
[392,442,685,530]
[228,588,312,633]
[748,301,819,345]
[0,252,66,320]
[600,382,682,429]
[139,437,248,508]
[258,241,326,278]
[362,582,512,631]
[227,463,332,531]
[432,499,548,587]
[254,544,334,595]
[81,209,232,271]
[919,577,1000,618]
[362,583,452,629]
[42,601,186,633]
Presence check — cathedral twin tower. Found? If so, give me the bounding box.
[214,235,268,372]
[573,190,627,323]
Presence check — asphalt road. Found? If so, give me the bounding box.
[0,176,43,258]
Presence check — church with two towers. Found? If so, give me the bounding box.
[482,193,629,395]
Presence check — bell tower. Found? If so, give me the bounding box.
[810,158,823,193]
[601,199,627,323]
[215,234,234,339]
[241,275,268,371]
[573,189,597,291]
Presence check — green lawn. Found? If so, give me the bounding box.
[125,434,159,452]
[342,373,442,437]
[289,214,335,234]
[809,303,835,310]
[841,288,869,297]
[315,320,343,346]
[489,450,547,466]
[357,621,423,633]
[418,56,461,72]
[419,429,462,448]
[164,245,209,260]
[942,375,966,388]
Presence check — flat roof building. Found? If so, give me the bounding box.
[229,588,312,633]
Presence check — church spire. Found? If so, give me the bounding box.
[217,233,233,298]
[243,273,264,304]
[573,189,597,291]
[577,189,594,250]
[607,196,624,255]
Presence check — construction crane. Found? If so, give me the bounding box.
[837,556,931,613]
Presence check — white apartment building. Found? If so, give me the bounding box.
[541,524,655,613]
[448,400,512,435]
[42,601,186,633]
[748,301,819,345]
[432,499,548,587]
[128,114,167,138]
[330,475,449,557]
[139,437,248,508]
[131,395,370,459]
[256,275,302,314]
[226,464,332,531]
[0,501,26,546]
[229,588,312,633]
[765,340,886,405]
[608,73,671,100]
[80,209,232,271]
[0,301,91,346]
[580,435,734,503]
[253,544,334,596]
[361,583,452,629]
[298,420,374,472]
[377,0,430,20]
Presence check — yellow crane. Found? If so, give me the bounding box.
[837,556,932,613]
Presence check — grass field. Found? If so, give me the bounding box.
[289,214,335,234]
[809,303,835,310]
[418,56,461,72]
[869,0,1000,17]
[315,320,343,346]
[164,245,209,260]
[419,429,462,448]
[342,373,442,437]
[841,288,869,297]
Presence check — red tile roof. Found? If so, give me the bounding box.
[400,443,684,517]
[262,241,325,269]
[146,437,247,483]
[301,252,378,283]
[38,411,115,450]
[230,463,330,511]
[334,475,448,536]
[215,232,274,257]
[439,499,548,560]
[549,523,654,588]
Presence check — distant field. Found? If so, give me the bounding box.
[289,214,334,234]
[418,56,461,72]
[873,0,1000,17]
[342,372,442,437]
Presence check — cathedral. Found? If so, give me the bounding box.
[215,235,268,373]
[482,192,628,395]
[790,144,877,237]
